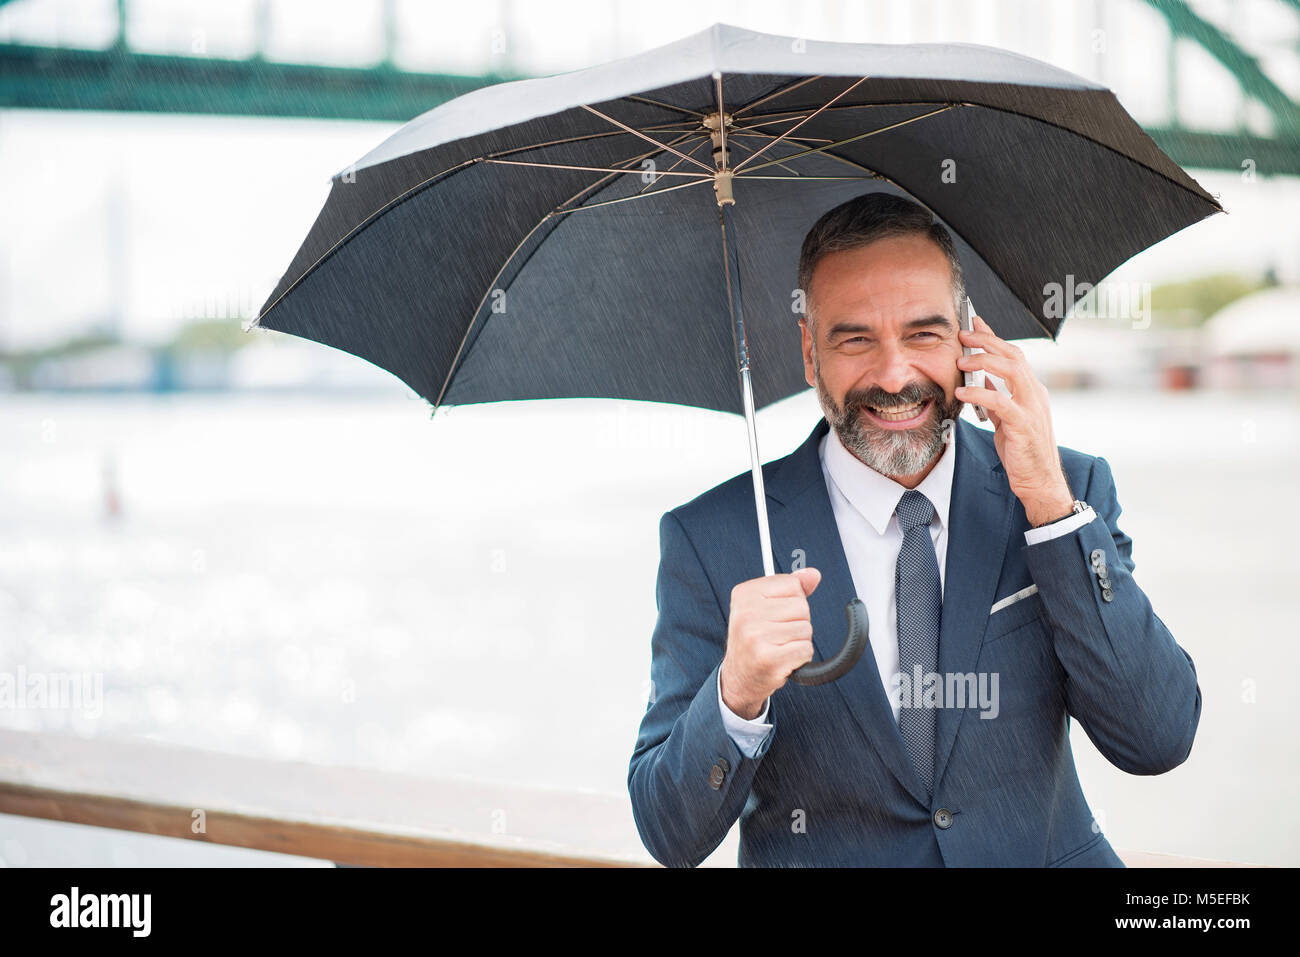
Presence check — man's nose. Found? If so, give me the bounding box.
[870,340,914,396]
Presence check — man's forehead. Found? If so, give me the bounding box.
[813,275,957,333]
[810,242,955,311]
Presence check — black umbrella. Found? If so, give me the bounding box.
[252,22,1222,685]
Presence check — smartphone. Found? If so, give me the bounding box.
[959,296,989,422]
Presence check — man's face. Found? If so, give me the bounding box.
[800,232,965,484]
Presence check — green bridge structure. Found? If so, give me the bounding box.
[1,0,1298,176]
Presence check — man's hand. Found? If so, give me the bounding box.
[719,568,821,720]
[955,312,1074,525]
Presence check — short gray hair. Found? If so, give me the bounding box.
[797,192,965,332]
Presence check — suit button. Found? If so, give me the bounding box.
[1101,587,1114,602]
[1090,549,1105,565]
[1098,576,1112,589]
[708,757,730,790]
[934,808,953,829]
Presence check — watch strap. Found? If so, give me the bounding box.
[1033,499,1088,528]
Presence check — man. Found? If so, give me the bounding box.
[627,192,1201,867]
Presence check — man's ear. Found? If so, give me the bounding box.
[799,318,816,389]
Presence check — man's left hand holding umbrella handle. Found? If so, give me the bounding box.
[955,313,1202,775]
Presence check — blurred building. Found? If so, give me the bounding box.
[1201,286,1300,390]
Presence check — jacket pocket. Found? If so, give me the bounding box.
[983,590,1048,644]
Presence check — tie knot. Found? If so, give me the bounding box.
[896,489,935,532]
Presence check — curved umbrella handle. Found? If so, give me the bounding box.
[788,599,869,686]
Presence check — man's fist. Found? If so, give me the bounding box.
[719,568,821,720]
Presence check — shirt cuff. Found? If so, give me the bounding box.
[1023,506,1096,546]
[717,669,773,758]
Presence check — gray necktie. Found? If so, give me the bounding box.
[896,489,941,795]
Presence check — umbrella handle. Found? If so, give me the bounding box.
[788,599,869,686]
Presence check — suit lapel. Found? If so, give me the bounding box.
[764,416,1013,806]
[931,418,1015,792]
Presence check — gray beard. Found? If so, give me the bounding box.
[813,355,963,479]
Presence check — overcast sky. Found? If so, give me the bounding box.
[1,0,1298,349]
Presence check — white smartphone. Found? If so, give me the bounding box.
[959,296,989,422]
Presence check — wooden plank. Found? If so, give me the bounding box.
[0,729,651,867]
[0,782,633,867]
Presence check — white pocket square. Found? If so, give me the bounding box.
[990,584,1039,615]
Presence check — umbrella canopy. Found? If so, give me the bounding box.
[252,22,1222,685]
[253,22,1221,416]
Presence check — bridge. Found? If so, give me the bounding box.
[2,0,1298,175]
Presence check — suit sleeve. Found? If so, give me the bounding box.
[1022,455,1202,774]
[627,510,773,867]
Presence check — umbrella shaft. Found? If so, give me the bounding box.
[740,367,776,577]
[721,202,775,578]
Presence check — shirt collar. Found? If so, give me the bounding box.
[819,417,956,535]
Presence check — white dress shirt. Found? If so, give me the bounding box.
[718,420,1096,757]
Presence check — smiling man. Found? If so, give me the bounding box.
[628,192,1203,867]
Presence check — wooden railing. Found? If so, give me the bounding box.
[0,729,1256,867]
[0,729,651,867]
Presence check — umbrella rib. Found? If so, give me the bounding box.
[715,72,728,164]
[733,114,818,129]
[736,101,956,124]
[563,175,714,212]
[484,157,709,178]
[580,104,716,172]
[727,126,887,178]
[556,131,704,207]
[730,130,834,144]
[733,76,871,173]
[733,174,883,181]
[473,118,715,164]
[737,104,956,174]
[622,94,705,117]
[724,134,803,177]
[635,134,712,193]
[732,75,826,117]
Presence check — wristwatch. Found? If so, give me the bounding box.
[1033,499,1089,528]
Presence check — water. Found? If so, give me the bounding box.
[1,387,1296,866]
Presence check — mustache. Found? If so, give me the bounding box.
[842,381,945,411]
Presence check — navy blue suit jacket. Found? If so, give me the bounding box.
[628,416,1201,867]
